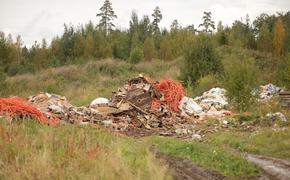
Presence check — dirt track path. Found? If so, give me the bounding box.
[155,151,227,180]
[246,154,290,180]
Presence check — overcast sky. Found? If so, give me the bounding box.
[0,0,289,47]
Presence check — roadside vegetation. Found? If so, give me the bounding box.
[0,118,171,179]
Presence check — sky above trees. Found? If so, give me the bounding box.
[0,0,289,46]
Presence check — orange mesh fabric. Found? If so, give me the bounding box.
[152,80,185,113]
[0,97,60,125]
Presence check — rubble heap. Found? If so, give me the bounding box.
[259,83,283,100]
[179,88,231,119]
[24,77,232,137]
[28,93,104,125]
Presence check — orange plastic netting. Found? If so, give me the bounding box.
[151,79,185,113]
[0,97,60,126]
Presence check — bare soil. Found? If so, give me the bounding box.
[246,154,290,180]
[153,150,227,180]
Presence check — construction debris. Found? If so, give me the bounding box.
[179,97,203,116]
[0,97,60,125]
[28,93,104,125]
[90,97,110,107]
[2,76,236,138]
[266,112,287,122]
[175,87,233,121]
[194,88,228,111]
[259,83,283,100]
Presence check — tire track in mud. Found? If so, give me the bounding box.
[153,150,227,180]
[246,154,290,180]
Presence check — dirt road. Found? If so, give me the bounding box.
[246,154,290,180]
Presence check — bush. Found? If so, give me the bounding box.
[193,74,222,96]
[223,55,258,112]
[276,53,290,89]
[181,35,223,86]
[129,47,144,64]
[0,71,7,96]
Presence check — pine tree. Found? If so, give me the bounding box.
[273,17,286,57]
[199,12,215,33]
[152,6,162,35]
[170,19,180,31]
[257,23,272,52]
[96,0,117,35]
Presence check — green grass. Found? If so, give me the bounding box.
[147,136,260,178]
[0,119,171,180]
[209,127,290,160]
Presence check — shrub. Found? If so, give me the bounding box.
[129,47,144,64]
[0,71,7,96]
[181,35,223,86]
[223,55,258,112]
[193,74,222,96]
[276,53,290,89]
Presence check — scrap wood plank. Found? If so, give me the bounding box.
[125,88,152,111]
[279,91,290,109]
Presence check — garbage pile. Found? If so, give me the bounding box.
[1,76,233,138]
[23,76,191,136]
[259,83,283,100]
[28,93,104,125]
[179,88,231,119]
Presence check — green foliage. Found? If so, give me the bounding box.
[276,53,290,89]
[223,55,258,112]
[192,74,222,96]
[159,37,173,60]
[143,37,155,61]
[257,23,272,52]
[151,6,162,35]
[0,71,7,96]
[228,17,256,49]
[96,0,117,34]
[199,11,215,33]
[181,35,223,85]
[129,47,144,64]
[216,21,228,45]
[0,10,290,77]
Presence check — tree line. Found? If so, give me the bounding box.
[0,0,290,76]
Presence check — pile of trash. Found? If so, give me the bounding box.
[0,76,236,138]
[2,76,288,138]
[28,93,105,125]
[259,83,283,100]
[22,76,190,135]
[179,88,231,119]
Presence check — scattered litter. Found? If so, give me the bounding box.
[90,98,110,107]
[194,88,228,111]
[179,97,203,116]
[259,84,283,100]
[266,112,287,122]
